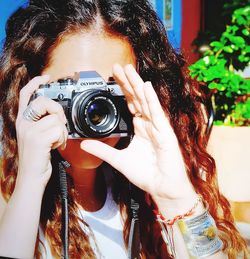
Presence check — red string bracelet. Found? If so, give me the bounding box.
[153,195,203,226]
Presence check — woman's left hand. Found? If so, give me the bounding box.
[81,64,197,211]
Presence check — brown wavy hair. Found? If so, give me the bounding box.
[0,0,248,258]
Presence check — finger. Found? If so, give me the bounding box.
[80,140,122,169]
[62,126,68,149]
[42,124,67,150]
[112,64,139,113]
[124,64,151,119]
[18,75,50,115]
[18,114,67,145]
[18,96,67,125]
[127,102,137,115]
[29,96,66,123]
[20,114,67,143]
[113,63,135,98]
[133,117,149,139]
[56,125,68,150]
[32,114,67,132]
[52,125,68,150]
[144,82,171,132]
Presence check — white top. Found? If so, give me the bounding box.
[78,187,128,258]
[39,187,128,258]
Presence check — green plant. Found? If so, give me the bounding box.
[189,6,250,126]
[192,0,249,56]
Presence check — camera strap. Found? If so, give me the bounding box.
[58,159,70,259]
[128,183,141,259]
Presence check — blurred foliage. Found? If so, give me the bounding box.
[189,6,250,126]
[223,0,250,17]
[193,0,250,55]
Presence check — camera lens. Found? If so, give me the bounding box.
[87,100,109,126]
[71,90,120,137]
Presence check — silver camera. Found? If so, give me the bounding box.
[33,71,133,138]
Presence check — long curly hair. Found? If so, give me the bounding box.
[0,0,248,258]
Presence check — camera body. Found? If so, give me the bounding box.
[33,71,133,138]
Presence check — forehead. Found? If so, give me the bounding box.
[43,32,136,81]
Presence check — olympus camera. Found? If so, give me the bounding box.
[33,71,133,138]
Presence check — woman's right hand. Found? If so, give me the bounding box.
[15,75,68,188]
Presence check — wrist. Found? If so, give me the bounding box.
[15,173,46,197]
[152,192,205,220]
[17,163,52,188]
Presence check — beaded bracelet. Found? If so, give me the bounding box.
[153,194,203,226]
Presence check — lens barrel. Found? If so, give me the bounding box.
[71,90,120,137]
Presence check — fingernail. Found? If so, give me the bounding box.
[126,64,134,69]
[124,64,131,69]
[113,63,120,69]
[61,141,67,150]
[80,141,86,150]
[145,81,153,87]
[80,140,92,150]
[113,63,122,73]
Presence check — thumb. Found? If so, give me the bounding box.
[80,139,122,169]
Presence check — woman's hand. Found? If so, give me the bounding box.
[81,64,198,215]
[16,75,68,188]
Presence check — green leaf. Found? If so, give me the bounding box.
[230,25,239,33]
[238,55,246,62]
[210,41,224,51]
[235,16,247,25]
[245,46,250,53]
[223,46,233,53]
[242,29,250,36]
[232,36,245,46]
[230,44,239,50]
[217,84,226,91]
[208,82,218,89]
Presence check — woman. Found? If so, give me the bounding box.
[0,0,248,258]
